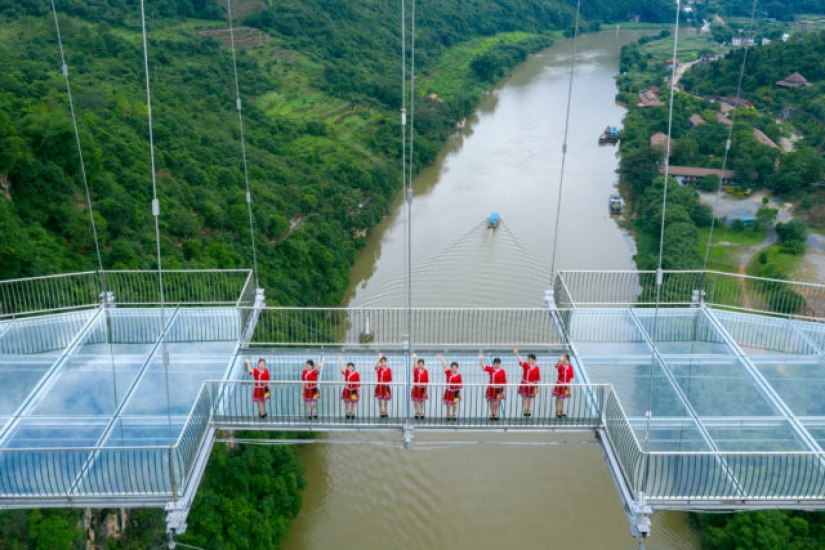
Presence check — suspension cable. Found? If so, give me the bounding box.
[226,0,260,288]
[138,0,174,451]
[49,1,104,274]
[644,0,683,466]
[548,0,582,281]
[702,0,759,270]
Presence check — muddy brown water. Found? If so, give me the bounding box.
[285,31,700,550]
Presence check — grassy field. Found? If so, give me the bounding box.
[421,31,558,100]
[698,225,767,274]
[642,32,727,63]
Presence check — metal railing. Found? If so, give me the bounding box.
[201,380,606,429]
[0,272,100,318]
[103,270,252,306]
[0,270,253,319]
[245,308,565,348]
[0,446,177,498]
[643,451,825,501]
[556,270,825,320]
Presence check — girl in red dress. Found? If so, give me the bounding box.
[479,353,506,421]
[244,357,270,418]
[374,354,392,418]
[301,358,323,420]
[411,353,429,419]
[437,355,462,421]
[514,347,540,417]
[553,353,574,418]
[339,354,360,419]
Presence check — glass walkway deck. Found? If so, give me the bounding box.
[1,269,824,538]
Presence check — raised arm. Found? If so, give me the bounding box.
[375,353,384,370]
[244,357,252,375]
[478,352,485,369]
[436,354,447,370]
[513,347,523,364]
[338,354,345,374]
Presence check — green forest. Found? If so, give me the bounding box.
[615,28,825,301]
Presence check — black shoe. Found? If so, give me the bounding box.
[493,417,499,421]
[562,414,567,418]
[314,415,318,419]
[526,413,531,417]
[307,416,313,420]
[260,413,267,418]
[523,413,529,417]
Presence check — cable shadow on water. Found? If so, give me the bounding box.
[356,218,550,307]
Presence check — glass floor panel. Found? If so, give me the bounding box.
[706,422,806,452]
[3,418,108,449]
[752,359,825,417]
[30,344,153,417]
[0,353,59,415]
[667,360,777,417]
[123,342,236,417]
[633,309,733,356]
[804,425,825,448]
[631,422,711,452]
[102,417,187,447]
[580,360,688,417]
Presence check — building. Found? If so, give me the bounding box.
[716,112,733,126]
[776,72,810,88]
[660,165,737,186]
[689,114,706,127]
[752,128,779,149]
[638,88,664,107]
[650,132,670,149]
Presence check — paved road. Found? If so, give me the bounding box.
[698,190,792,222]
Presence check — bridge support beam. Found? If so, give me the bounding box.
[403,420,415,449]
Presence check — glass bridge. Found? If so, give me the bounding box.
[1,269,824,538]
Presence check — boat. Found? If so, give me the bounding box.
[598,126,619,145]
[488,211,500,228]
[609,193,623,214]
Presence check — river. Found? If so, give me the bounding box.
[285,31,700,549]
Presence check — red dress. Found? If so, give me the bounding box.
[251,367,270,403]
[518,361,540,398]
[483,365,506,403]
[375,366,392,400]
[552,362,574,399]
[411,367,429,402]
[443,370,463,405]
[302,368,320,403]
[341,370,361,402]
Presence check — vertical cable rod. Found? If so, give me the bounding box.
[49,1,104,274]
[138,0,174,467]
[548,0,582,282]
[226,0,260,289]
[702,0,760,269]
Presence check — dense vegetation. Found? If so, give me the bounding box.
[0,0,580,303]
[614,28,825,288]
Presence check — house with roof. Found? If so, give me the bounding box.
[638,88,664,107]
[753,128,779,149]
[777,72,810,89]
[660,166,737,186]
[650,132,670,149]
[689,114,706,127]
[716,112,733,126]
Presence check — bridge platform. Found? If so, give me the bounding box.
[1,269,825,538]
